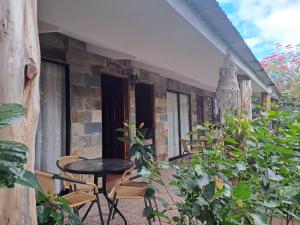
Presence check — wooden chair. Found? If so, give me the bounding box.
[56,155,95,192]
[35,170,104,224]
[106,167,159,225]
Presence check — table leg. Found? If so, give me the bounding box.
[97,175,128,225]
[93,176,105,225]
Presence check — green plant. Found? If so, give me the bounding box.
[0,103,82,225]
[118,122,170,221]
[36,191,82,225]
[0,103,39,189]
[168,110,300,225]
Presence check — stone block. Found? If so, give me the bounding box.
[72,145,102,159]
[70,97,83,111]
[71,123,84,136]
[85,98,101,110]
[84,122,101,134]
[84,74,101,87]
[90,134,102,146]
[71,135,90,148]
[72,111,91,123]
[70,73,85,87]
[69,63,91,75]
[71,85,90,97]
[91,110,101,122]
[91,87,101,97]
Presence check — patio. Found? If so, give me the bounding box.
[81,167,179,225]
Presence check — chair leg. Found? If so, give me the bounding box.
[112,199,119,220]
[144,197,152,225]
[153,197,162,225]
[95,194,105,225]
[107,196,117,225]
[148,198,156,222]
[82,202,94,222]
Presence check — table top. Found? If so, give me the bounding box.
[62,158,134,175]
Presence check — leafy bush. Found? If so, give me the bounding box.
[0,103,38,188]
[0,103,82,225]
[170,109,300,224]
[36,191,82,225]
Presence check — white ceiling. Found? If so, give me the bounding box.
[38,0,264,92]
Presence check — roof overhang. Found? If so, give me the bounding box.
[38,0,279,96]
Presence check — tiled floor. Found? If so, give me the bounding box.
[82,167,179,225]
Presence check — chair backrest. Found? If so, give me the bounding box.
[57,155,80,169]
[180,139,191,153]
[57,155,96,189]
[35,170,56,196]
[109,166,147,199]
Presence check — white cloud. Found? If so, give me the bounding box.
[245,37,261,48]
[217,0,300,51]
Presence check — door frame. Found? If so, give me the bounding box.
[41,57,71,156]
[101,72,129,159]
[135,82,156,157]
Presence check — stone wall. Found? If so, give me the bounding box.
[40,32,215,160]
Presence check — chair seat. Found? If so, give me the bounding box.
[73,183,95,192]
[121,181,148,188]
[109,181,148,199]
[63,191,96,208]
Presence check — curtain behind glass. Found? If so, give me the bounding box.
[35,61,66,173]
[179,94,190,140]
[167,92,179,158]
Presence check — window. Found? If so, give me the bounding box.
[35,59,70,173]
[167,91,191,159]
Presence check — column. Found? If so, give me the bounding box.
[238,75,253,119]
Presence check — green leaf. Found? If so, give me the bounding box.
[0,140,29,188]
[16,170,41,191]
[68,213,83,225]
[197,173,210,187]
[224,137,238,145]
[197,196,209,206]
[202,182,215,202]
[0,141,29,163]
[0,104,25,129]
[145,187,155,198]
[233,181,251,200]
[263,200,280,208]
[143,206,153,217]
[252,213,268,225]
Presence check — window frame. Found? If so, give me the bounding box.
[41,58,71,156]
[167,90,192,161]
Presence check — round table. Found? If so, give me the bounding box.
[62,158,133,224]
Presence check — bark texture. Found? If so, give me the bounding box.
[0,0,40,224]
[238,76,252,119]
[261,92,271,110]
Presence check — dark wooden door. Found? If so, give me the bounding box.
[101,74,127,159]
[197,96,205,125]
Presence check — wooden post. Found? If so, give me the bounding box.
[0,0,40,224]
[238,75,252,119]
[261,92,271,110]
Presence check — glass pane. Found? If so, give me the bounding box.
[179,94,190,141]
[167,92,179,158]
[35,61,66,173]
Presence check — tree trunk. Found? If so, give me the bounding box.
[238,75,252,119]
[0,0,40,224]
[261,92,271,110]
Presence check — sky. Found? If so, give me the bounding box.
[216,0,300,60]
